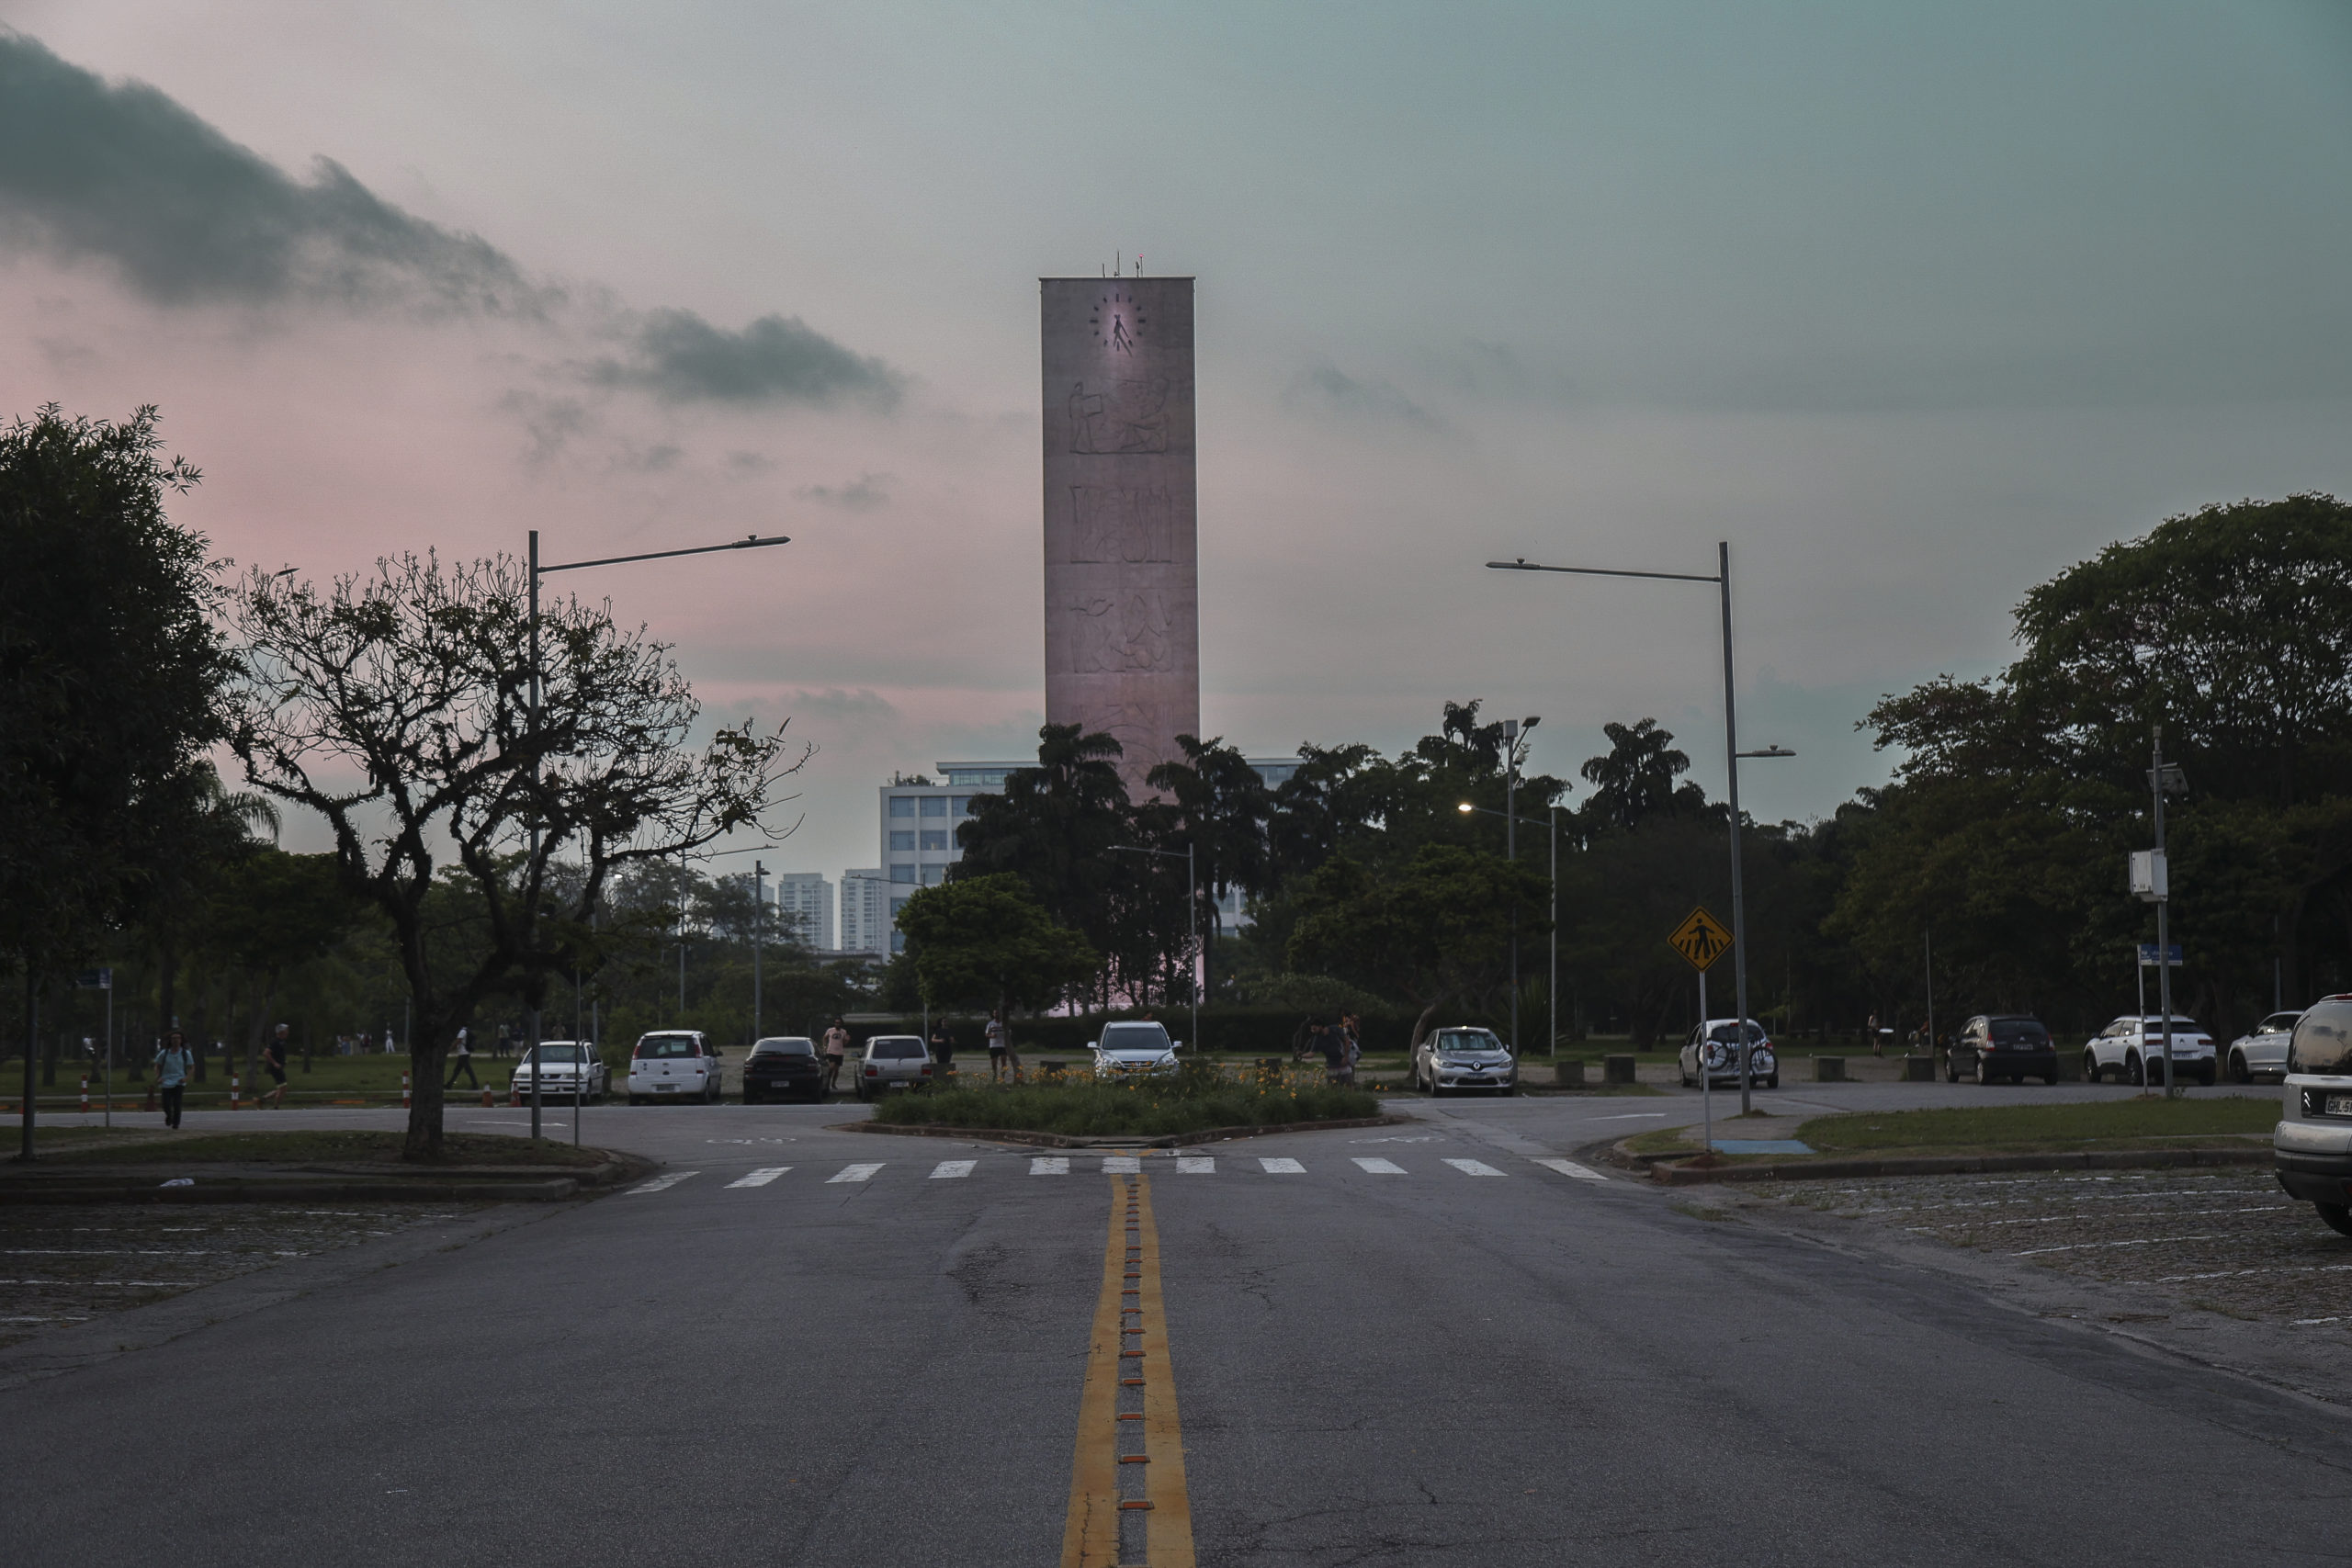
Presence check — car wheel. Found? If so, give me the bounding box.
[2318,1203,2352,1238]
[1765,1075,1779,1089]
[1943,1052,1958,1083]
[2128,1053,2147,1087]
[2230,1052,2250,1085]
[2197,1063,2216,1087]
[1976,1056,1994,1086]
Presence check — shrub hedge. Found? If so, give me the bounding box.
[867,1058,1382,1136]
[852,1006,1434,1056]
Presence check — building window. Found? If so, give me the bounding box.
[919,830,948,852]
[889,830,915,852]
[888,796,915,818]
[951,795,973,816]
[890,863,916,883]
[922,864,946,885]
[919,795,947,818]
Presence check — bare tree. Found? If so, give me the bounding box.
[228,552,797,1158]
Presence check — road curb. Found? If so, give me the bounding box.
[841,1114,1414,1150]
[0,1150,653,1204]
[1643,1145,2271,1185]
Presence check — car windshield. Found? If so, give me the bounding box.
[2292,1001,2352,1075]
[1433,1030,1503,1055]
[635,1035,702,1059]
[526,1044,583,1064]
[754,1039,815,1057]
[1101,1024,1172,1054]
[870,1039,926,1060]
[1988,1021,2050,1044]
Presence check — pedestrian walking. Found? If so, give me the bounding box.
[822,1018,851,1093]
[985,1010,1012,1081]
[928,1022,955,1080]
[259,1024,291,1108]
[1867,1012,1883,1057]
[445,1026,478,1089]
[153,1031,193,1129]
[1313,1020,1349,1085]
[1340,1013,1363,1085]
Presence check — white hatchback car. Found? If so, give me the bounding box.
[2084,1015,2214,1087]
[854,1035,935,1100]
[509,1041,608,1104]
[1678,1019,1777,1090]
[2229,1011,2301,1084]
[2274,995,2352,1235]
[628,1031,722,1104]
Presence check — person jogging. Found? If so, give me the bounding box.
[822,1019,851,1094]
[258,1024,291,1108]
[985,1010,1012,1081]
[153,1031,193,1129]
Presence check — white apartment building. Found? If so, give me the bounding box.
[840,869,890,957]
[774,872,834,951]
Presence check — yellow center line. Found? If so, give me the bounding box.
[1061,1172,1194,1568]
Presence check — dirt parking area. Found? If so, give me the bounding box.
[0,1203,474,1349]
[1751,1168,2352,1331]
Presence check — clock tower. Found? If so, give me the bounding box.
[1039,276,1201,797]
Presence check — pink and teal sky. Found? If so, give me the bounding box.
[5,3,2349,886]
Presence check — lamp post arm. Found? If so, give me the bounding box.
[538,535,791,579]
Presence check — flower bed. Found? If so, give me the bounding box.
[866,1060,1381,1138]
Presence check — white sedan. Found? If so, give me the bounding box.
[509,1042,608,1103]
[1091,1021,1180,1079]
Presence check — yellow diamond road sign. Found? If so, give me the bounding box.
[1668,906,1733,972]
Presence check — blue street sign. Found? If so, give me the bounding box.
[2137,944,2183,967]
[74,967,112,989]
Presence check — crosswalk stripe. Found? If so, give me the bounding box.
[1351,1157,1406,1175]
[628,1171,699,1194]
[1259,1156,1305,1174]
[1102,1156,1141,1173]
[1442,1158,1506,1177]
[1031,1156,1069,1176]
[827,1163,884,1184]
[725,1167,791,1189]
[1531,1157,1609,1182]
[931,1160,977,1179]
[1176,1156,1215,1174]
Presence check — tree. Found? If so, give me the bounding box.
[1578,718,1710,833]
[1285,845,1550,1045]
[0,405,232,1155]
[229,552,793,1158]
[197,849,364,1088]
[954,724,1131,1002]
[894,874,1099,1017]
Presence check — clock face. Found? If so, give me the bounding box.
[1088,289,1147,355]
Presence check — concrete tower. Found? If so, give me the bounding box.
[1040,276,1200,795]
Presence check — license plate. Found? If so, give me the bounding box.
[2328,1095,2352,1117]
[655,1084,676,1092]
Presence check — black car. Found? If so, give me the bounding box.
[1945,1014,2058,1085]
[742,1036,826,1103]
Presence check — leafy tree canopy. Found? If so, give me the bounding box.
[895,873,1099,1014]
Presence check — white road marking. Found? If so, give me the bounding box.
[1102,1156,1141,1173]
[930,1160,977,1179]
[1259,1157,1305,1174]
[628,1171,699,1194]
[2012,1233,2224,1256]
[1030,1156,1069,1176]
[1442,1158,1506,1177]
[1351,1157,1406,1175]
[1592,1112,1668,1121]
[1532,1157,1609,1182]
[725,1167,791,1189]
[1176,1156,1215,1174]
[826,1163,885,1184]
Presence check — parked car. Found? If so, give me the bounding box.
[1413,1026,1515,1097]
[628,1031,722,1104]
[2083,1015,2215,1087]
[855,1035,934,1100]
[509,1041,609,1104]
[1678,1019,1778,1089]
[2272,994,2352,1235]
[2230,1011,2302,1084]
[742,1036,825,1103]
[1945,1014,2058,1085]
[1091,1021,1180,1080]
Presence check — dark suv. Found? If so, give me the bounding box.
[1946,1015,2059,1085]
[742,1036,825,1104]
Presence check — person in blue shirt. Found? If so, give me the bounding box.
[153,1031,194,1129]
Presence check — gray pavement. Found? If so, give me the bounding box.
[3,1087,2346,1566]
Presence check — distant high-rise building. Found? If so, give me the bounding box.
[774,873,834,951]
[840,869,890,957]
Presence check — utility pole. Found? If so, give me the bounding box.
[752,859,766,1043]
[1505,717,1519,1056]
[2153,724,2178,1097]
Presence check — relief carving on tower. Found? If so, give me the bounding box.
[1067,378,1171,454]
[1069,590,1174,673]
[1068,485,1177,564]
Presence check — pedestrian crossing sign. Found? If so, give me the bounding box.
[1668,906,1733,972]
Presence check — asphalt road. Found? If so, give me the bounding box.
[5,1087,2345,1567]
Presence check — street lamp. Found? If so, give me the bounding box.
[1487,543,1794,1112]
[1109,842,1198,1053]
[1459,800,1559,1057]
[710,843,783,1045]
[520,528,790,1140]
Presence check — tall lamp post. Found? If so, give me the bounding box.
[1110,842,1198,1052]
[1458,801,1558,1057]
[711,844,782,1044]
[1487,543,1793,1112]
[522,529,789,1140]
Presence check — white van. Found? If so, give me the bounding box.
[2276,996,2352,1235]
[628,1031,721,1105]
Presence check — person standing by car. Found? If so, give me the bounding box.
[1340,1014,1363,1084]
[985,1010,1011,1081]
[822,1018,851,1094]
[153,1031,193,1129]
[445,1026,478,1089]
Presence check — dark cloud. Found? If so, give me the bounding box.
[1285,363,1446,433]
[593,309,901,409]
[0,29,542,314]
[796,472,891,511]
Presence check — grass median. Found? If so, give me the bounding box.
[870,1060,1382,1138]
[1626,1095,2279,1162]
